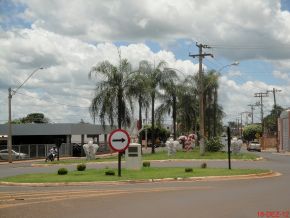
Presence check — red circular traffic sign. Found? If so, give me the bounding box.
[108,129,131,152]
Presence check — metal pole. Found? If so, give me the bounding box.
[198,45,205,155]
[8,88,12,163]
[7,67,44,163]
[118,152,121,177]
[189,44,213,155]
[227,127,231,170]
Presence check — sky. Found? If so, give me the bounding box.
[1,0,290,127]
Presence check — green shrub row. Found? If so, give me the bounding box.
[57,163,87,175]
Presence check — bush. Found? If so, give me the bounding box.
[105,170,115,176]
[57,168,68,175]
[139,125,170,144]
[77,163,86,171]
[143,161,151,167]
[205,137,224,152]
[185,168,193,173]
[243,124,262,142]
[200,162,207,169]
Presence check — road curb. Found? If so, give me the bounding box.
[28,157,264,167]
[0,171,280,187]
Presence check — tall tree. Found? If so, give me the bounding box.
[128,68,151,143]
[155,69,178,139]
[176,76,199,135]
[139,60,174,153]
[89,55,134,129]
[203,70,222,138]
[203,71,214,138]
[263,105,284,135]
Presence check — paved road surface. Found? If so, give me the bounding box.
[0,151,289,218]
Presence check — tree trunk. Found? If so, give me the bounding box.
[138,97,143,145]
[117,89,122,129]
[213,87,217,137]
[173,95,177,140]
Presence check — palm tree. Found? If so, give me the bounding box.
[204,71,219,138]
[176,76,199,135]
[139,60,174,153]
[128,68,151,143]
[89,56,134,129]
[155,69,179,139]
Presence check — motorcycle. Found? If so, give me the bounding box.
[45,149,57,162]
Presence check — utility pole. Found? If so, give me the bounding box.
[248,104,256,124]
[189,43,213,155]
[267,88,282,152]
[240,112,251,137]
[254,92,269,134]
[7,67,44,163]
[8,88,12,163]
[267,88,282,110]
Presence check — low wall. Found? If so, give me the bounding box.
[261,137,277,150]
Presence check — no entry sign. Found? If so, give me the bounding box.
[108,129,130,152]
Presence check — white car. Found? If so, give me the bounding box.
[0,149,28,160]
[247,141,261,152]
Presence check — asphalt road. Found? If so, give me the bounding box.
[0,151,289,218]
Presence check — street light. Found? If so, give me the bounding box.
[213,61,239,137]
[7,67,44,163]
[217,61,239,73]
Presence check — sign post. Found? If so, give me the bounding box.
[227,127,231,170]
[108,129,130,177]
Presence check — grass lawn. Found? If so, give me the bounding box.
[42,149,258,165]
[0,167,269,183]
[142,150,257,160]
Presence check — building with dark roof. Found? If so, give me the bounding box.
[0,123,115,159]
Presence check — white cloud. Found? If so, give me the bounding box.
[10,0,289,61]
[226,70,242,78]
[0,27,199,123]
[1,0,290,126]
[272,70,290,81]
[218,76,285,123]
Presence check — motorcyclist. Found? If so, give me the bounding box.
[45,146,57,162]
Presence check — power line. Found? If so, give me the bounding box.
[16,92,90,109]
[189,42,213,155]
[267,88,282,109]
[209,44,290,50]
[254,92,269,133]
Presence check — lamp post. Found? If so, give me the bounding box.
[215,61,239,137]
[7,67,44,163]
[217,61,239,73]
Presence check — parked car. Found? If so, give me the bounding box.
[0,149,28,160]
[247,141,261,152]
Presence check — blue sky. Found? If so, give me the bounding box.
[1,0,290,125]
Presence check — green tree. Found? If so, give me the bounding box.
[139,60,175,153]
[243,124,262,142]
[128,67,151,143]
[155,68,179,139]
[176,76,198,135]
[89,55,134,128]
[204,71,222,138]
[20,113,49,123]
[263,105,284,135]
[139,125,170,145]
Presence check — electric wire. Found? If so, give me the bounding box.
[15,92,90,109]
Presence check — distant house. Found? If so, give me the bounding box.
[278,110,290,152]
[0,123,114,158]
